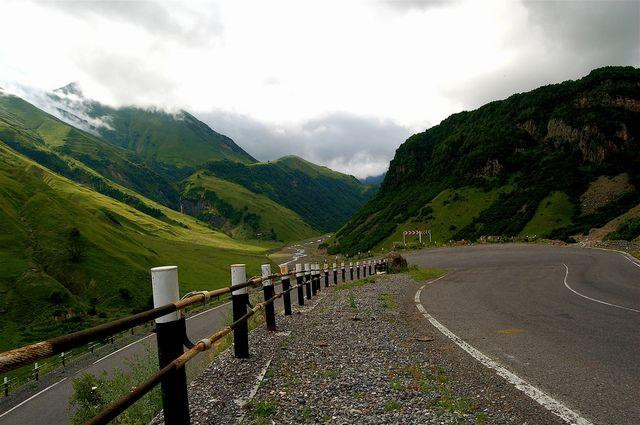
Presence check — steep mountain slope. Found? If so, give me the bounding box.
[203,155,377,232]
[181,172,316,242]
[0,140,268,351]
[331,66,640,254]
[50,83,256,169]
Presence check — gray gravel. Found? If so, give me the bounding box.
[152,274,563,424]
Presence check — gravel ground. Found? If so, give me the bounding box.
[152,274,563,424]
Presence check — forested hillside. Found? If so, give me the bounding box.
[330,66,640,254]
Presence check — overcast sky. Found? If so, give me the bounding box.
[1,0,638,178]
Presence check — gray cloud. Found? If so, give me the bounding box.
[525,0,640,66]
[380,0,457,12]
[38,0,223,45]
[196,110,413,179]
[443,0,640,110]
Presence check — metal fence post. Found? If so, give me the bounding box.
[369,260,372,275]
[150,265,190,425]
[262,264,276,332]
[305,263,312,300]
[341,262,346,282]
[362,261,367,278]
[349,262,354,281]
[281,264,292,316]
[230,264,250,359]
[324,263,329,287]
[296,264,305,306]
[333,262,338,285]
[356,261,361,279]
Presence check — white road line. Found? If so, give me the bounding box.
[0,378,67,419]
[415,280,593,425]
[562,264,640,313]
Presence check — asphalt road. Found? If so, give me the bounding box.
[408,244,640,425]
[0,242,348,425]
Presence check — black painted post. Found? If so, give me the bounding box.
[341,262,346,282]
[151,266,191,425]
[3,377,7,397]
[296,263,305,306]
[324,264,329,287]
[369,261,372,275]
[305,263,312,300]
[333,262,338,285]
[281,264,292,316]
[262,264,277,332]
[230,264,250,359]
[356,261,361,279]
[349,262,354,281]
[312,264,319,296]
[316,263,322,292]
[362,261,367,278]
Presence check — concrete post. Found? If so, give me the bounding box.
[304,263,312,300]
[281,264,292,316]
[296,263,304,306]
[231,264,249,359]
[349,262,354,280]
[262,264,276,331]
[332,262,338,285]
[151,265,190,425]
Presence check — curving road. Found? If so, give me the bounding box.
[409,244,640,425]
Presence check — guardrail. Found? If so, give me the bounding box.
[0,257,389,424]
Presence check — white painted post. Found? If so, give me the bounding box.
[296,263,305,305]
[150,265,190,423]
[151,266,180,323]
[261,264,276,331]
[403,232,406,246]
[231,264,249,358]
[419,232,422,245]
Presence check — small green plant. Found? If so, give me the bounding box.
[390,380,403,390]
[69,346,161,425]
[383,400,402,411]
[250,400,277,418]
[348,292,357,309]
[406,265,447,282]
[321,369,338,379]
[379,293,397,309]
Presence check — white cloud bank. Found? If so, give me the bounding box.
[1,0,638,177]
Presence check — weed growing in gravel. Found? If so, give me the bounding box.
[390,380,403,390]
[321,368,339,379]
[264,368,276,379]
[384,400,403,411]
[248,400,277,418]
[348,292,358,309]
[406,266,447,282]
[336,276,375,291]
[379,293,397,309]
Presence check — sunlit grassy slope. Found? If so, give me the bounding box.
[0,142,267,351]
[183,172,317,242]
[373,186,506,251]
[519,191,575,237]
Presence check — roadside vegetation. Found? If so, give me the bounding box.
[405,266,447,282]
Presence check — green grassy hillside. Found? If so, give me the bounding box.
[181,172,317,242]
[0,142,267,351]
[204,155,377,232]
[50,83,256,169]
[331,66,640,254]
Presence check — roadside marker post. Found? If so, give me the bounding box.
[230,264,250,359]
[349,262,354,281]
[150,265,191,425]
[296,264,305,306]
[311,264,318,296]
[315,263,321,293]
[363,261,367,278]
[341,262,346,282]
[332,262,338,285]
[281,264,292,315]
[356,261,361,279]
[305,263,312,300]
[3,376,7,397]
[33,363,38,381]
[262,264,277,332]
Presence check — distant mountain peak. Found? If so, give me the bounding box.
[54,82,84,98]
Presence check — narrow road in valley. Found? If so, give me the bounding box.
[409,244,640,424]
[0,242,343,425]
